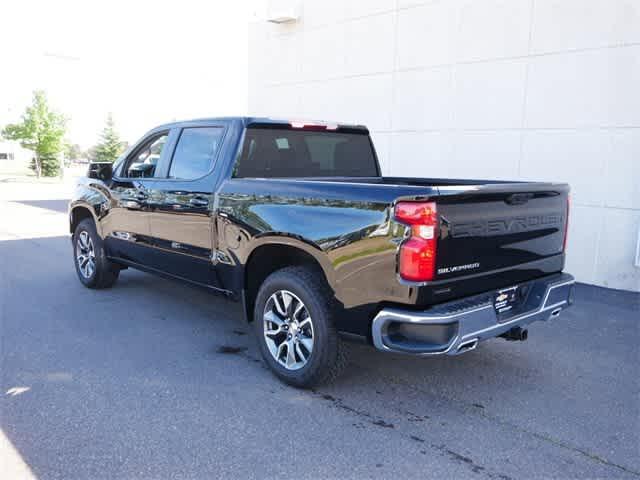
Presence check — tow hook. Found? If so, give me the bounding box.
[500,326,528,342]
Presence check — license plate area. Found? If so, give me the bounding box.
[494,286,519,315]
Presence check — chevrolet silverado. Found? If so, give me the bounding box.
[69,117,574,387]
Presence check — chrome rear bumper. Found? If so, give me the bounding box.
[372,273,575,355]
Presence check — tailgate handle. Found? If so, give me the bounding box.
[505,193,533,205]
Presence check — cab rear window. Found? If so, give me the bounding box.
[233,127,379,178]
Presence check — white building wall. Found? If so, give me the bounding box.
[0,141,33,177]
[248,0,640,291]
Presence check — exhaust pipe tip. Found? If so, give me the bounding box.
[456,338,479,353]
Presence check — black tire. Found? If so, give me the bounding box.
[73,218,120,289]
[253,266,348,388]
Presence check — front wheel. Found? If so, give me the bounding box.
[73,218,119,289]
[253,266,348,388]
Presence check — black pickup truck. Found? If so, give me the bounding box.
[70,117,574,387]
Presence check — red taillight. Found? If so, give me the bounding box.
[395,201,438,282]
[563,195,570,252]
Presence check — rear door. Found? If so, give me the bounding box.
[145,124,227,286]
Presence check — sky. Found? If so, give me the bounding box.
[0,0,252,148]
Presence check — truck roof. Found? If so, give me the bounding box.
[152,116,369,132]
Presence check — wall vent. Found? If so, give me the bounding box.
[266,0,300,24]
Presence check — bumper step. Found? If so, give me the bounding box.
[371,273,575,355]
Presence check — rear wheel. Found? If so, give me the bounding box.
[253,266,348,388]
[73,218,119,289]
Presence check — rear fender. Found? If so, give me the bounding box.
[246,234,337,288]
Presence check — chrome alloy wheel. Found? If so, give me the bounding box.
[76,231,96,279]
[263,290,314,370]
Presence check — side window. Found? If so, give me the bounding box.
[123,133,168,178]
[168,127,224,180]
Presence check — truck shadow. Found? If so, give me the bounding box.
[12,199,70,214]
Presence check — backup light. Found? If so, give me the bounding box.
[395,202,438,282]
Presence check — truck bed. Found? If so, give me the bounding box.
[217,174,569,334]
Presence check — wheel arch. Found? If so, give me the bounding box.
[242,238,336,323]
[69,203,102,237]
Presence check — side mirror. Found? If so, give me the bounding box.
[127,162,154,178]
[87,162,113,181]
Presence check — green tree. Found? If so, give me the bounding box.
[2,90,67,177]
[64,143,84,162]
[93,113,124,162]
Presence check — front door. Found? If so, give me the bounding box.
[103,131,172,266]
[146,125,226,286]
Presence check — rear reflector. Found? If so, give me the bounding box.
[395,202,438,282]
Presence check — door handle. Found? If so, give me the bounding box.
[122,199,142,210]
[189,197,209,207]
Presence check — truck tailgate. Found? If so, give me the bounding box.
[433,183,569,281]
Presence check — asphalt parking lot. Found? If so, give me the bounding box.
[1,182,639,479]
